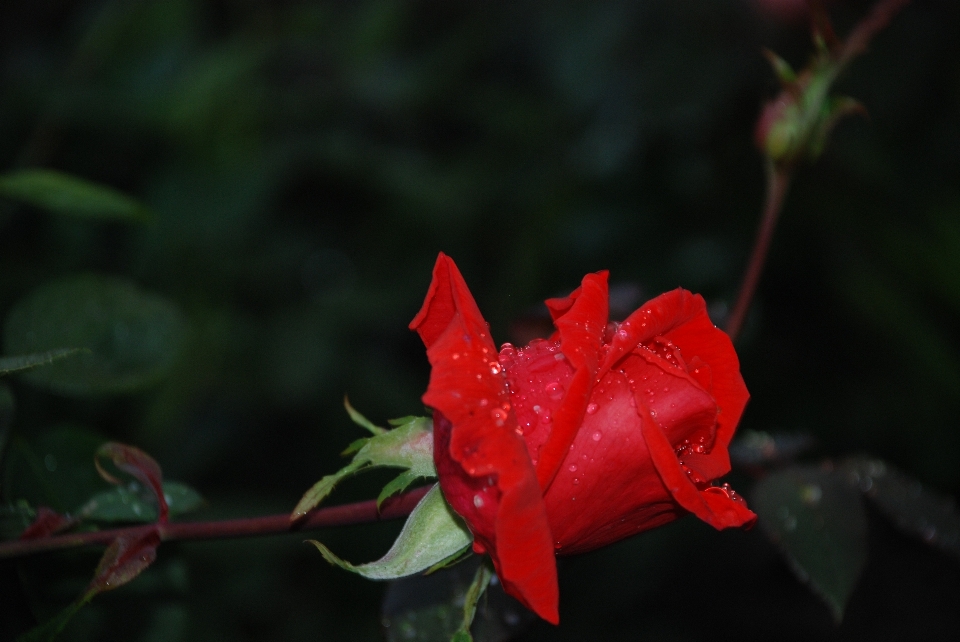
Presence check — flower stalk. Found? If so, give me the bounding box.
[0,486,428,560]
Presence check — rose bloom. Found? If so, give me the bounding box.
[410,253,756,623]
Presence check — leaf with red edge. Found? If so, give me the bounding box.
[86,529,161,597]
[18,506,77,540]
[15,529,160,642]
[95,442,168,523]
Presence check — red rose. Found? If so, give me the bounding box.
[410,253,756,624]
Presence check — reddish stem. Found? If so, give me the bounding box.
[725,166,791,343]
[0,486,429,559]
[837,0,911,72]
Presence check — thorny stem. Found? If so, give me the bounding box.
[0,486,429,560]
[725,165,791,343]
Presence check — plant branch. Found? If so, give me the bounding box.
[0,486,430,560]
[725,165,791,343]
[836,0,911,72]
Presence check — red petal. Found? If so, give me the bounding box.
[410,253,490,349]
[536,272,608,491]
[414,254,558,623]
[660,300,748,453]
[637,391,755,529]
[599,289,747,479]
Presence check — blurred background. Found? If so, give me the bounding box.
[1,0,959,640]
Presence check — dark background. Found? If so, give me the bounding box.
[2,0,959,640]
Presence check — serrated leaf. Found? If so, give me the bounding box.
[752,465,867,622]
[844,457,960,561]
[3,275,186,395]
[378,470,424,509]
[0,169,150,222]
[341,437,370,456]
[77,481,203,523]
[306,484,471,580]
[345,396,387,435]
[292,416,434,519]
[0,349,87,376]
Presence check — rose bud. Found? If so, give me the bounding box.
[410,253,756,624]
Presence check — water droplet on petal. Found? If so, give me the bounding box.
[573,478,580,485]
[568,464,577,472]
[473,494,484,508]
[586,403,598,415]
[545,381,564,400]
[592,431,602,441]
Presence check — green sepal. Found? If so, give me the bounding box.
[305,483,472,580]
[344,396,386,435]
[341,438,370,456]
[810,95,866,159]
[292,415,435,520]
[762,48,797,86]
[425,545,474,575]
[377,470,426,509]
[450,559,494,642]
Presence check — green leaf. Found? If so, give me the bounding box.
[345,396,387,435]
[292,415,434,519]
[306,483,471,580]
[378,470,425,509]
[0,169,150,222]
[845,457,960,562]
[5,425,111,513]
[77,481,203,523]
[3,275,186,396]
[0,349,87,376]
[751,465,867,622]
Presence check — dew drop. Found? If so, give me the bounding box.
[473,494,485,508]
[592,431,602,442]
[568,464,577,472]
[545,381,564,400]
[586,403,598,415]
[573,478,580,485]
[490,408,507,426]
[540,409,552,424]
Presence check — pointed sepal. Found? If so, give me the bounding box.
[291,415,436,520]
[305,484,472,580]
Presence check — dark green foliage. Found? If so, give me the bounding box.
[1,0,959,640]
